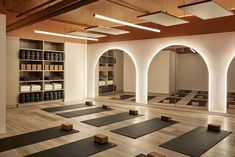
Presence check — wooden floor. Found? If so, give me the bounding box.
[1,100,235,157]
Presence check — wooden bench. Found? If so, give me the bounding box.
[147,152,166,157]
[94,134,108,144]
[61,123,73,131]
[208,123,221,132]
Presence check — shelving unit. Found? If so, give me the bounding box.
[99,50,116,95]
[18,38,65,105]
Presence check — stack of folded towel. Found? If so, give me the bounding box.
[30,84,41,91]
[52,83,63,90]
[44,84,53,91]
[20,85,31,92]
[107,80,113,85]
[99,81,106,86]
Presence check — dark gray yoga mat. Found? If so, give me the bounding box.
[0,126,78,152]
[160,127,231,157]
[42,103,88,112]
[57,107,112,118]
[82,112,142,127]
[135,154,147,157]
[111,118,178,139]
[24,137,116,157]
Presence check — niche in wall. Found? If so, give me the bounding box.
[148,45,208,110]
[95,49,136,100]
[227,58,235,113]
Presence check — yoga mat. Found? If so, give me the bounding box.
[120,94,135,100]
[24,137,116,157]
[135,154,147,157]
[194,94,208,99]
[197,91,208,95]
[82,112,142,127]
[112,118,178,139]
[187,99,207,106]
[42,103,88,112]
[160,127,231,157]
[177,90,192,93]
[159,97,181,104]
[171,93,188,97]
[57,107,112,118]
[0,126,78,152]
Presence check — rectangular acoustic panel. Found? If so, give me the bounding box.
[138,11,189,26]
[68,31,107,38]
[86,26,129,35]
[178,0,234,20]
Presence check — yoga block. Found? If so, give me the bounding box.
[59,65,63,70]
[94,134,108,144]
[192,101,199,106]
[161,115,172,122]
[26,64,31,70]
[32,64,37,70]
[228,104,235,109]
[163,99,170,103]
[20,64,26,70]
[49,65,54,70]
[61,123,73,131]
[44,64,49,70]
[129,109,138,115]
[147,152,166,157]
[208,123,221,132]
[85,101,93,106]
[197,95,204,99]
[37,64,42,70]
[102,105,111,109]
[54,65,59,70]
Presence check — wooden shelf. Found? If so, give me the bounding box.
[20,70,43,72]
[20,59,43,62]
[20,80,43,83]
[44,50,64,53]
[20,48,43,51]
[20,90,43,94]
[44,80,64,82]
[44,60,64,62]
[44,89,64,92]
[44,70,64,72]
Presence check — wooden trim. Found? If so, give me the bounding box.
[178,0,212,8]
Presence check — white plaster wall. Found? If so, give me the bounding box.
[64,42,87,102]
[177,53,208,91]
[148,51,170,94]
[123,53,136,92]
[169,52,176,93]
[0,14,6,133]
[87,32,235,113]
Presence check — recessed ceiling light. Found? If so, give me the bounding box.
[138,11,189,26]
[86,26,129,35]
[94,14,160,32]
[34,30,98,41]
[178,0,234,20]
[68,31,107,38]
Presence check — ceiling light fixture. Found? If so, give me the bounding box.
[178,0,234,20]
[138,11,189,26]
[86,26,129,35]
[68,31,107,38]
[94,14,160,33]
[34,30,98,41]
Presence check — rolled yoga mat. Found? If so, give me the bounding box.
[0,126,78,152]
[82,112,142,127]
[160,126,231,157]
[57,107,112,118]
[24,137,116,157]
[112,118,178,139]
[42,103,89,112]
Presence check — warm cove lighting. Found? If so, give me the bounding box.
[34,30,98,41]
[94,14,160,33]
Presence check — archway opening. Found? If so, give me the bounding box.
[95,49,136,102]
[148,45,209,110]
[227,58,235,113]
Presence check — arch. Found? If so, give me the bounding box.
[92,48,138,98]
[147,44,210,110]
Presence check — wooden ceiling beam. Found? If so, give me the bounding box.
[7,0,100,32]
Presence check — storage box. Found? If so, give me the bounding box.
[94,134,108,144]
[192,101,199,106]
[85,101,93,106]
[49,65,54,70]
[54,65,59,70]
[20,64,26,70]
[129,109,138,115]
[59,65,63,70]
[44,64,49,70]
[147,152,166,157]
[163,99,170,103]
[61,123,73,131]
[26,64,31,70]
[37,64,42,70]
[32,64,37,70]
[161,115,172,122]
[208,123,221,132]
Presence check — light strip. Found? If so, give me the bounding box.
[94,14,160,33]
[190,48,196,53]
[34,30,98,41]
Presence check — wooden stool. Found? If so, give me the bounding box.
[129,109,138,115]
[85,101,93,106]
[102,105,111,109]
[208,123,221,132]
[161,115,172,122]
[147,152,166,157]
[163,99,170,103]
[192,101,199,106]
[94,134,108,144]
[61,123,73,131]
